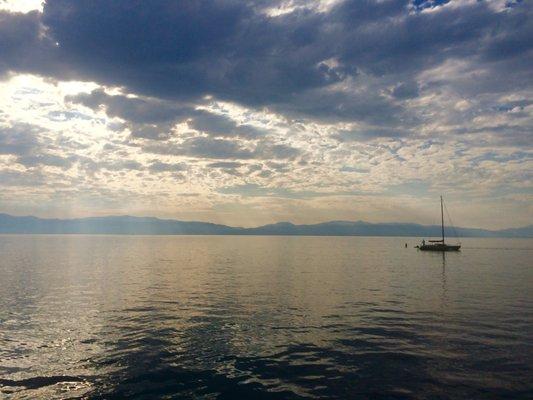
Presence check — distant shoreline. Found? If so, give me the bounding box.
[1,234,532,241]
[1,214,531,238]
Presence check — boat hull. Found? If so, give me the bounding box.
[419,244,461,252]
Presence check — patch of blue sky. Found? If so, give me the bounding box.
[411,0,451,12]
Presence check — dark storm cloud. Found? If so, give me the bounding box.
[148,161,188,173]
[0,123,75,169]
[67,90,269,140]
[0,11,43,76]
[75,157,147,174]
[144,137,256,160]
[207,161,244,176]
[190,111,267,139]
[16,153,75,169]
[0,123,41,156]
[0,169,48,187]
[143,136,301,160]
[66,89,192,125]
[280,87,406,124]
[257,143,302,160]
[66,89,194,139]
[334,127,409,142]
[391,81,420,100]
[0,0,531,138]
[37,0,331,104]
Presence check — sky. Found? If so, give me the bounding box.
[0,0,531,229]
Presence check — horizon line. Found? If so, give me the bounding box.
[1,212,531,232]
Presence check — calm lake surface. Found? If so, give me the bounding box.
[0,235,532,399]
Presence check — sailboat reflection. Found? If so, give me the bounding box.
[440,251,448,308]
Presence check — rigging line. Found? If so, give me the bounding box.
[443,201,459,239]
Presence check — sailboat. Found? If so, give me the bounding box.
[418,196,461,251]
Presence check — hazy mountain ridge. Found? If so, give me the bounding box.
[1,214,531,237]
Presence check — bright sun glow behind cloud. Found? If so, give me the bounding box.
[0,0,42,13]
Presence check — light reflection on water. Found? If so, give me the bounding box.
[0,235,532,399]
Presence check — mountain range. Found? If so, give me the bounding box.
[0,213,531,237]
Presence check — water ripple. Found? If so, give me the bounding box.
[0,235,532,399]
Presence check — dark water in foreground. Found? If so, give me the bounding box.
[0,235,532,399]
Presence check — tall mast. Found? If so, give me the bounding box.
[440,195,445,243]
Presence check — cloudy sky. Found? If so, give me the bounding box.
[0,0,531,228]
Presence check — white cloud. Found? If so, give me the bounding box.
[0,0,42,13]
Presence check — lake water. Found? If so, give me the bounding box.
[0,235,532,399]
